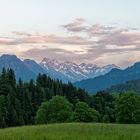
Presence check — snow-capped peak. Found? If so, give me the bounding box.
[41,57,60,70]
[40,57,120,82]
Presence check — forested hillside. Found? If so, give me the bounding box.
[106,79,140,94]
[0,68,140,128]
[0,68,88,127]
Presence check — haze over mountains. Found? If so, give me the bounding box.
[1,54,140,94]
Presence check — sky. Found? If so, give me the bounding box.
[0,0,140,67]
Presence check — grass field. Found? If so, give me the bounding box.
[0,123,139,140]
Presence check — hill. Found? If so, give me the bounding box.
[0,123,139,140]
[106,79,140,94]
[75,62,140,93]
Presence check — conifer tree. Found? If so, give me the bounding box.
[0,95,7,127]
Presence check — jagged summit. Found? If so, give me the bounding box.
[40,57,119,82]
[0,54,121,83]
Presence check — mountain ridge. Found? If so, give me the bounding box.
[40,57,119,82]
[0,54,36,81]
[74,62,140,93]
[106,78,140,94]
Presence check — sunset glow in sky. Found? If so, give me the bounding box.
[0,0,140,67]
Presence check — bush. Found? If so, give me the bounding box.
[35,101,49,124]
[103,115,110,123]
[116,92,140,124]
[71,102,98,122]
[35,96,73,124]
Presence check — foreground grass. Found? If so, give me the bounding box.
[0,123,139,140]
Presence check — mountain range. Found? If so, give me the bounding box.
[75,62,140,93]
[0,55,45,81]
[40,57,119,82]
[0,54,118,83]
[1,54,140,94]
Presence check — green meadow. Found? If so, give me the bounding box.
[0,123,139,140]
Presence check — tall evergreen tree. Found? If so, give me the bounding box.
[0,95,7,127]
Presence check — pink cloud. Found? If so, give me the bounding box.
[12,31,32,36]
[62,18,88,32]
[1,18,140,67]
[0,33,93,46]
[99,31,140,46]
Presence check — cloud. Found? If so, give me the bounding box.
[0,33,94,46]
[21,44,140,68]
[62,18,120,36]
[0,38,19,45]
[62,18,88,32]
[1,18,140,67]
[87,25,125,37]
[99,31,140,46]
[21,47,78,62]
[62,19,140,49]
[1,19,139,48]
[12,31,32,37]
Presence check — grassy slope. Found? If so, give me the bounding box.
[0,123,139,140]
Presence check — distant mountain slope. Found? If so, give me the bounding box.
[74,62,140,93]
[106,79,140,94]
[0,55,36,81]
[0,54,69,82]
[0,54,120,83]
[40,58,69,82]
[23,59,47,75]
[40,57,119,82]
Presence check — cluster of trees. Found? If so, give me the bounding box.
[90,91,140,124]
[35,96,98,124]
[106,79,140,95]
[90,91,116,123]
[36,91,140,124]
[0,68,140,128]
[0,68,89,127]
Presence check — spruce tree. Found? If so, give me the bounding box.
[0,95,7,127]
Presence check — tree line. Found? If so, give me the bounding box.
[0,68,140,128]
[0,68,89,127]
